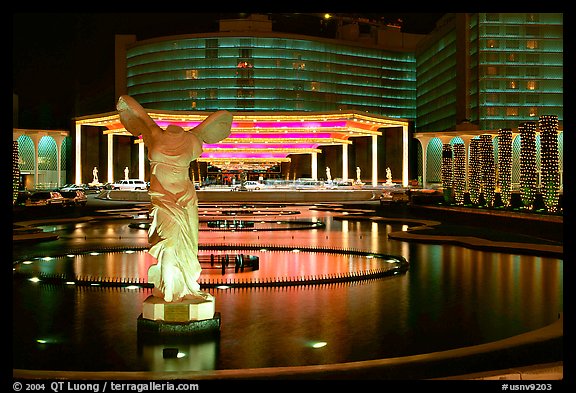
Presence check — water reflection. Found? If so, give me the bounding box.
[13,207,563,372]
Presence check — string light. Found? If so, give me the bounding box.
[453,143,466,205]
[469,138,482,205]
[519,121,537,209]
[539,115,560,213]
[441,143,453,203]
[480,134,496,207]
[497,129,513,207]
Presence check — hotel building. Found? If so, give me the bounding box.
[15,13,563,192]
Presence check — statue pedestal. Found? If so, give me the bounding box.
[137,295,220,338]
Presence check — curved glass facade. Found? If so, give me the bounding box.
[126,35,416,119]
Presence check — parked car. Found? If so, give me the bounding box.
[14,190,32,206]
[60,190,88,207]
[232,181,263,191]
[380,189,410,206]
[26,191,66,207]
[111,179,148,190]
[60,184,85,192]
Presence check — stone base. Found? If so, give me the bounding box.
[142,294,215,322]
[137,295,220,339]
[137,312,221,338]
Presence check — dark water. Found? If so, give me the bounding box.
[12,208,563,372]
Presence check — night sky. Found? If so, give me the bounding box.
[13,12,445,130]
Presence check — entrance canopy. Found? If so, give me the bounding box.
[75,109,409,171]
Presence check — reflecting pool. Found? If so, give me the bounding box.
[12,206,563,372]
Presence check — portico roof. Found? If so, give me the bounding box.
[75,109,409,169]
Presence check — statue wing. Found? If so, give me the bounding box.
[117,95,162,142]
[193,110,233,143]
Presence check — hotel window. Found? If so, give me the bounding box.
[486,13,499,22]
[486,52,500,62]
[486,80,500,90]
[239,48,252,58]
[526,13,539,22]
[485,107,497,116]
[508,81,518,89]
[507,53,519,62]
[206,89,217,99]
[528,107,538,117]
[486,66,498,75]
[527,80,538,90]
[526,93,540,104]
[526,54,539,63]
[525,26,540,37]
[505,67,519,76]
[506,26,520,36]
[486,26,499,35]
[486,39,498,48]
[526,40,539,49]
[506,94,519,103]
[506,40,519,49]
[526,67,539,77]
[486,93,499,103]
[185,69,199,79]
[506,107,519,116]
[205,39,218,59]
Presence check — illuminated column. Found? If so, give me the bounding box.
[458,135,474,191]
[371,135,378,187]
[519,122,537,209]
[75,123,82,185]
[311,152,318,180]
[29,133,42,188]
[539,115,560,213]
[138,141,145,180]
[415,136,432,188]
[342,144,348,181]
[480,134,495,207]
[441,143,453,203]
[497,129,513,207]
[468,138,481,205]
[107,134,114,183]
[53,135,66,187]
[402,125,409,187]
[453,143,466,204]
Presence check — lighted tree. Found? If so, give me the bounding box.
[480,134,495,207]
[468,138,482,205]
[441,143,453,203]
[539,115,560,213]
[519,122,537,209]
[497,129,513,207]
[453,143,466,205]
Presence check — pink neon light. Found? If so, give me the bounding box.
[202,153,290,159]
[250,121,347,128]
[205,144,319,149]
[153,121,347,129]
[230,133,333,139]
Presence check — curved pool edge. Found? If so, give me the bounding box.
[13,313,563,380]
